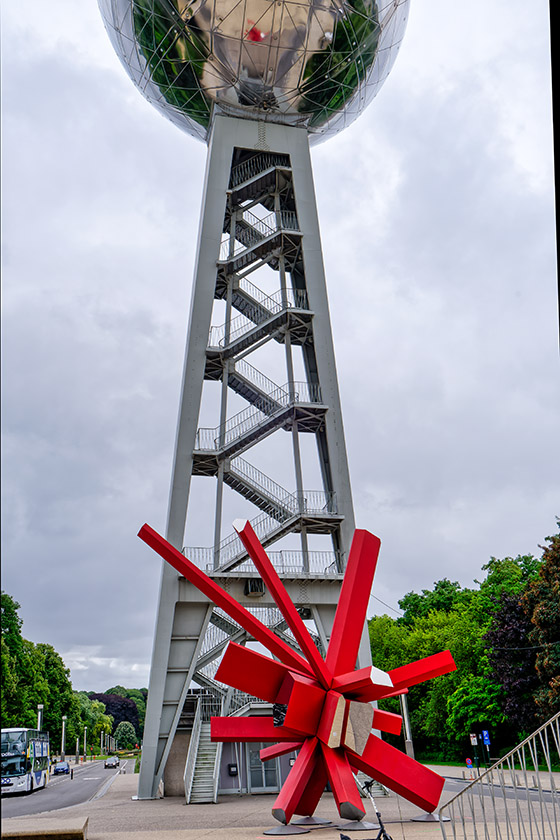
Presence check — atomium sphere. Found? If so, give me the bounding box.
[99,0,409,144]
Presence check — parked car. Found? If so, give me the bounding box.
[104,756,119,768]
[53,761,70,775]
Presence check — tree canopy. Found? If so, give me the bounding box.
[369,522,559,761]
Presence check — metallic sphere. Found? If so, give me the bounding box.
[99,0,409,143]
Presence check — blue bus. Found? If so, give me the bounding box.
[1,728,50,794]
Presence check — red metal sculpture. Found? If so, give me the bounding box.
[139,521,456,825]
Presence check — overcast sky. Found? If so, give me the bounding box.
[2,1,558,693]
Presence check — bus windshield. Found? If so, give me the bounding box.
[1,730,29,778]
[1,728,49,793]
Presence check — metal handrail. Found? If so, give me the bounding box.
[183,697,202,803]
[219,209,300,261]
[439,711,560,839]
[229,457,295,509]
[195,382,323,451]
[229,152,290,188]
[208,285,309,348]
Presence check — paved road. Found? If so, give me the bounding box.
[0,758,133,817]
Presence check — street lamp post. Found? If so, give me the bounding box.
[61,715,67,760]
[75,737,79,765]
[37,704,44,731]
[399,693,415,759]
[83,727,87,763]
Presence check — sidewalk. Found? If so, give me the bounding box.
[2,769,462,840]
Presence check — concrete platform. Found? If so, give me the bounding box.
[1,816,88,840]
[0,770,459,840]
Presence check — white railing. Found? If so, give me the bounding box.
[439,712,560,839]
[229,457,295,509]
[208,284,309,348]
[229,152,290,188]
[231,360,283,404]
[219,210,300,261]
[194,381,323,451]
[183,697,202,804]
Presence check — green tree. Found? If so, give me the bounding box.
[523,526,560,720]
[114,720,137,749]
[397,578,473,626]
[1,635,20,724]
[74,694,113,750]
[36,644,80,751]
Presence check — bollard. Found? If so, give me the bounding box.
[71,769,74,780]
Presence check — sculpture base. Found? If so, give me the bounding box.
[412,813,450,822]
[337,820,380,831]
[292,817,332,825]
[263,825,310,835]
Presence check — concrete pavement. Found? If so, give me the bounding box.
[2,767,466,840]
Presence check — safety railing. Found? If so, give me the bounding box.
[230,360,285,405]
[194,381,323,451]
[208,284,309,348]
[219,209,300,261]
[184,491,338,572]
[183,697,202,803]
[229,152,290,188]
[439,711,560,840]
[224,550,343,577]
[229,457,295,509]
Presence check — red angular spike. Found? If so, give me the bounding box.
[271,738,320,825]
[348,732,445,812]
[234,520,332,688]
[325,530,381,676]
[281,672,326,737]
[372,708,402,736]
[321,744,365,822]
[260,742,303,762]
[389,650,457,691]
[215,642,305,703]
[293,752,328,817]
[332,664,393,697]
[138,524,313,675]
[211,716,301,743]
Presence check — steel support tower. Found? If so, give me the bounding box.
[138,114,371,799]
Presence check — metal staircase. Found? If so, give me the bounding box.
[139,120,359,801]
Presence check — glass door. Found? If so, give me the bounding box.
[247,743,279,793]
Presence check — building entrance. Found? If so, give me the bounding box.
[247,744,279,793]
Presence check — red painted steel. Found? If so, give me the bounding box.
[371,708,403,736]
[388,650,457,691]
[293,753,329,817]
[348,733,445,812]
[138,524,312,674]
[271,738,320,824]
[321,744,366,821]
[325,530,381,675]
[215,642,293,702]
[260,742,304,762]
[282,672,326,736]
[235,520,332,687]
[139,522,456,824]
[332,665,392,698]
[210,716,301,743]
[316,690,345,747]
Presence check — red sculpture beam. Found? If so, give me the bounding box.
[325,530,381,676]
[138,522,457,825]
[234,520,332,688]
[138,524,312,675]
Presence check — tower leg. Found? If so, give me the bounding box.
[139,115,364,799]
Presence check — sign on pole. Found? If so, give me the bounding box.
[470,733,478,746]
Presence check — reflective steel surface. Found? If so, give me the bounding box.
[99,0,409,143]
